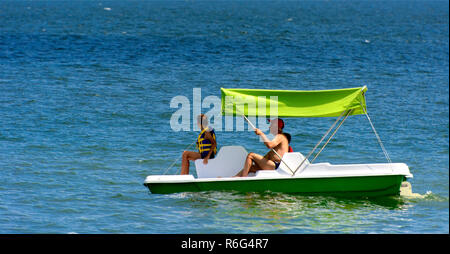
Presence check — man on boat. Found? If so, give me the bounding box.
[235,118,291,177]
[180,114,217,175]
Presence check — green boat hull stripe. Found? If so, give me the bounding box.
[144,175,405,197]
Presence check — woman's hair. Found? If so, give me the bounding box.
[282,132,291,143]
[197,114,208,129]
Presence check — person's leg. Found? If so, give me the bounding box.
[248,163,261,174]
[235,160,261,177]
[180,151,202,175]
[249,153,276,171]
[237,152,276,177]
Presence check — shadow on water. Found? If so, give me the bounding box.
[170,189,412,209]
[163,190,421,233]
[200,191,409,209]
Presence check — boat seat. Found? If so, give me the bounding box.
[276,152,310,175]
[195,146,248,178]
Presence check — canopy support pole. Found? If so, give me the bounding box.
[310,109,353,164]
[360,101,393,168]
[291,110,348,176]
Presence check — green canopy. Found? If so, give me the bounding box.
[221,86,367,117]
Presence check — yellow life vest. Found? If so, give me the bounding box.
[196,127,217,155]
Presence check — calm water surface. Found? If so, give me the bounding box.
[0,0,448,233]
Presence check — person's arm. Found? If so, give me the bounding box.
[203,131,216,164]
[254,128,282,149]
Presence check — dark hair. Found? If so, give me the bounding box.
[282,132,291,143]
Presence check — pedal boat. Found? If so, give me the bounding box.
[144,87,413,197]
[144,146,412,197]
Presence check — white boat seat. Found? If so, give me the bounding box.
[195,146,248,178]
[195,148,309,178]
[277,152,310,175]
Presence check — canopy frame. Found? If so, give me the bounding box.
[293,91,393,176]
[292,109,353,175]
[220,86,393,176]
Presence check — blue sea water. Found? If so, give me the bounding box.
[0,0,448,234]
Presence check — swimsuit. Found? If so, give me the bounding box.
[273,160,280,169]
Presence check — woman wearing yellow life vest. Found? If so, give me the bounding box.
[180,114,217,175]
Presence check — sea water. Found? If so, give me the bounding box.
[0,0,448,233]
